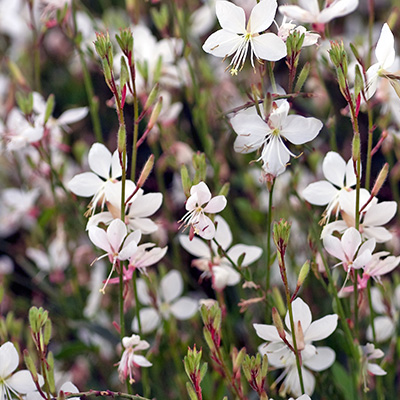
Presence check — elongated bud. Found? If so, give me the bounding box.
[24,350,39,382]
[147,96,163,131]
[9,60,28,88]
[295,62,310,93]
[352,133,361,162]
[16,92,33,116]
[102,59,112,88]
[297,260,310,287]
[137,154,155,189]
[273,219,291,254]
[272,287,286,316]
[144,83,160,112]
[117,125,126,154]
[120,56,130,90]
[218,182,230,198]
[272,307,285,340]
[94,32,111,60]
[47,351,56,393]
[263,92,272,119]
[115,28,133,59]
[354,65,364,99]
[193,152,207,184]
[181,165,192,197]
[44,94,55,125]
[232,347,246,374]
[150,4,169,32]
[371,163,389,197]
[43,319,52,345]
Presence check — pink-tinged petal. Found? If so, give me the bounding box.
[253,323,281,342]
[248,0,276,32]
[161,270,183,303]
[68,172,104,197]
[227,244,262,266]
[304,346,336,371]
[363,201,397,226]
[367,363,386,376]
[60,382,79,400]
[26,248,51,272]
[179,235,211,258]
[318,0,358,24]
[119,240,138,261]
[202,30,242,58]
[6,370,40,394]
[215,1,246,34]
[88,143,112,179]
[323,234,345,261]
[132,308,161,333]
[197,214,216,240]
[0,342,18,377]
[129,218,159,234]
[375,23,395,69]
[367,316,395,342]
[204,195,227,213]
[278,6,315,24]
[284,366,315,397]
[57,107,88,125]
[111,150,123,179]
[88,226,112,254]
[107,219,127,253]
[322,152,346,187]
[358,238,376,258]
[214,216,233,251]
[305,315,338,342]
[341,227,361,261]
[285,298,312,332]
[130,193,163,218]
[261,136,290,177]
[136,278,152,305]
[302,181,338,205]
[213,265,240,288]
[233,133,265,154]
[86,212,114,230]
[353,249,373,269]
[231,112,269,136]
[363,227,393,243]
[105,180,136,207]
[345,158,358,187]
[299,0,319,14]
[268,101,290,129]
[281,115,323,145]
[190,182,212,205]
[133,355,152,367]
[365,63,380,100]
[251,33,287,62]
[170,297,198,319]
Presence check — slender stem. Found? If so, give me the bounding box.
[132,272,142,334]
[367,279,377,342]
[365,106,374,191]
[367,0,375,68]
[266,179,275,293]
[130,63,139,181]
[267,62,277,92]
[65,390,150,400]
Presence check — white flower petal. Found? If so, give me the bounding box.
[363,227,392,243]
[323,234,345,261]
[6,370,39,394]
[341,227,361,261]
[161,270,183,303]
[68,172,104,197]
[88,226,112,254]
[88,143,112,179]
[60,382,79,400]
[215,1,246,34]
[302,181,338,205]
[132,308,161,333]
[136,279,152,305]
[253,323,281,342]
[130,193,163,218]
[111,150,123,179]
[251,33,287,62]
[203,195,227,213]
[0,342,19,377]
[214,216,233,251]
[363,201,397,226]
[367,316,395,342]
[227,244,262,266]
[107,219,127,253]
[190,182,212,206]
[367,363,386,376]
[202,29,242,58]
[179,235,211,258]
[365,63,380,100]
[57,107,88,126]
[345,158,358,187]
[305,315,338,342]
[170,297,198,320]
[278,6,315,24]
[248,0,276,33]
[323,152,346,188]
[375,23,395,69]
[197,214,216,240]
[303,346,336,371]
[133,354,152,367]
[281,115,323,145]
[285,298,312,332]
[318,0,358,24]
[128,218,159,234]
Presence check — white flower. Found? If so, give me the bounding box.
[231,101,323,177]
[202,0,286,75]
[360,343,386,391]
[67,143,124,214]
[277,17,320,47]
[117,335,152,384]
[26,381,79,400]
[365,23,396,100]
[179,216,262,290]
[302,151,358,223]
[0,341,44,400]
[254,298,338,396]
[279,0,358,25]
[132,270,198,333]
[179,182,227,240]
[88,219,140,293]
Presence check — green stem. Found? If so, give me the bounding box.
[365,106,374,191]
[367,280,376,342]
[266,179,275,293]
[66,391,150,400]
[130,63,139,181]
[267,62,277,92]
[132,272,142,334]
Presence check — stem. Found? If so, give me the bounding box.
[129,62,140,181]
[266,179,275,293]
[132,271,142,334]
[367,279,377,342]
[65,390,150,400]
[365,106,374,191]
[267,62,277,92]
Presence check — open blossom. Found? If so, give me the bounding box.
[202,0,286,75]
[231,100,323,177]
[179,181,227,240]
[365,23,396,100]
[279,0,359,25]
[117,335,152,384]
[132,270,198,333]
[67,143,124,214]
[0,341,44,400]
[179,216,262,290]
[359,343,386,391]
[254,298,338,396]
[277,17,319,47]
[302,152,358,223]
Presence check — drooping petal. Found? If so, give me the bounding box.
[362,226,393,243]
[132,354,153,367]
[179,235,211,258]
[303,346,336,371]
[0,342,19,377]
[285,298,312,332]
[323,234,345,261]
[130,193,163,218]
[248,0,276,33]
[88,143,112,179]
[136,279,152,305]
[318,0,359,24]
[341,227,361,261]
[202,29,242,58]
[261,135,290,177]
[375,23,395,69]
[284,366,315,397]
[170,297,198,319]
[203,195,227,213]
[365,63,380,100]
[59,382,79,400]
[132,308,161,333]
[251,33,287,62]
[128,218,159,234]
[197,214,216,240]
[111,150,123,179]
[367,316,395,342]
[322,152,346,187]
[363,201,397,226]
[215,1,246,34]
[68,172,104,197]
[253,323,281,342]
[345,158,358,187]
[227,244,262,266]
[367,363,386,376]
[305,315,338,342]
[302,181,338,205]
[6,370,41,394]
[190,182,212,206]
[213,265,241,288]
[281,115,323,145]
[106,219,127,253]
[278,6,315,24]
[88,226,112,254]
[161,270,183,303]
[57,107,88,126]
[214,216,233,251]
[119,239,138,261]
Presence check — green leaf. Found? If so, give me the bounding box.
[331,362,356,400]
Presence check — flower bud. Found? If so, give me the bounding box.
[147,96,163,131]
[232,347,246,374]
[136,154,155,189]
[272,307,286,341]
[120,56,130,90]
[295,62,310,93]
[352,133,361,162]
[273,219,291,254]
[43,319,52,345]
[371,163,389,197]
[144,83,160,112]
[297,260,310,287]
[24,350,39,382]
[44,94,55,125]
[180,165,192,198]
[117,125,126,154]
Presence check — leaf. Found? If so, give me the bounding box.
[331,362,356,400]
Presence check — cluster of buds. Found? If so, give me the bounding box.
[183,346,207,400]
[242,353,269,399]
[286,31,306,92]
[329,41,350,101]
[200,303,222,355]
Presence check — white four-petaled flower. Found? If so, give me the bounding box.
[202,0,286,75]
